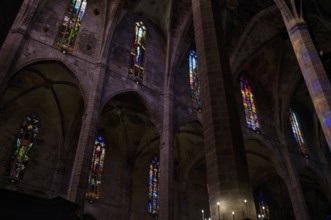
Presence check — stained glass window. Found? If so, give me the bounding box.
[9,113,40,180]
[240,75,260,131]
[86,136,106,200]
[129,21,147,83]
[55,0,87,53]
[189,50,202,111]
[256,191,269,220]
[148,156,160,218]
[289,109,309,156]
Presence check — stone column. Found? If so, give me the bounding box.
[275,0,331,150]
[0,0,39,91]
[192,0,256,219]
[67,64,106,206]
[281,147,310,219]
[159,92,175,220]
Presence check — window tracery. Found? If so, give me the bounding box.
[9,113,40,180]
[55,0,87,53]
[189,50,202,111]
[240,75,260,131]
[86,136,106,200]
[129,21,147,83]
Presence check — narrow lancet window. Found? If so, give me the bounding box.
[148,156,160,218]
[289,109,309,156]
[129,21,147,83]
[189,50,202,111]
[240,75,260,131]
[9,113,40,180]
[55,0,87,53]
[86,136,106,201]
[256,191,269,220]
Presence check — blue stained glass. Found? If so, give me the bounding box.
[86,136,106,200]
[189,50,202,111]
[256,191,269,219]
[148,156,160,218]
[289,109,309,156]
[129,21,147,82]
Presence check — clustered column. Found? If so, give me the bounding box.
[0,0,39,93]
[191,0,256,219]
[67,64,106,206]
[274,0,331,150]
[159,91,175,220]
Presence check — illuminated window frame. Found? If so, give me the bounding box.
[189,50,202,111]
[9,112,40,181]
[129,21,147,83]
[55,0,88,53]
[240,75,260,131]
[148,156,160,218]
[289,108,309,157]
[86,136,106,201]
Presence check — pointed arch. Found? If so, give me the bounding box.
[129,21,147,83]
[189,50,202,111]
[8,112,40,180]
[55,0,88,53]
[240,75,260,131]
[86,136,106,200]
[148,156,160,218]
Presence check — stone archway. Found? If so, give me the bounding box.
[84,92,160,220]
[245,139,295,220]
[174,121,209,220]
[0,61,84,219]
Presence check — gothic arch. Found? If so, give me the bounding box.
[11,59,88,105]
[0,60,85,198]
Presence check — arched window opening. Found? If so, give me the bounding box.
[148,156,160,219]
[189,50,202,111]
[129,21,147,83]
[289,109,309,157]
[240,75,260,131]
[256,191,269,220]
[55,0,87,53]
[8,113,40,181]
[86,136,106,201]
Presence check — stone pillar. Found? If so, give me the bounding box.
[0,0,39,91]
[281,147,310,219]
[191,0,256,219]
[67,64,106,206]
[159,92,175,220]
[275,0,331,150]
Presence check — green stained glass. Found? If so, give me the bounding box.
[9,113,40,180]
[55,0,87,53]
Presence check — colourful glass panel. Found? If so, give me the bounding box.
[129,21,147,82]
[289,109,308,156]
[189,50,202,111]
[240,75,260,130]
[9,113,40,180]
[86,136,106,200]
[55,0,87,52]
[148,156,160,218]
[256,191,269,219]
